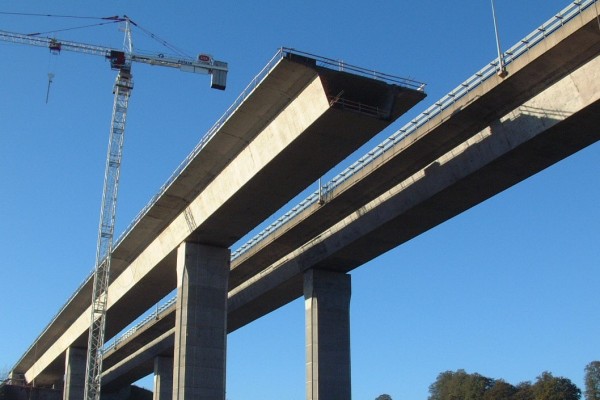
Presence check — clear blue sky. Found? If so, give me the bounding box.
[1,1,599,399]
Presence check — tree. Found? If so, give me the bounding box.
[484,379,517,400]
[375,395,392,400]
[532,371,581,400]
[428,369,582,400]
[428,369,493,400]
[512,382,535,400]
[585,361,600,400]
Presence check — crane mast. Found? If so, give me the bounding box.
[0,17,228,400]
[84,19,134,400]
[85,66,132,400]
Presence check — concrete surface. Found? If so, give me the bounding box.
[62,347,85,400]
[229,3,600,289]
[172,243,229,400]
[152,357,173,400]
[304,269,351,400]
[229,50,600,328]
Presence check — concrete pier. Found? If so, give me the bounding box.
[172,242,230,400]
[153,356,173,400]
[63,347,85,400]
[304,269,352,400]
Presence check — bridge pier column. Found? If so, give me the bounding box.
[172,241,230,400]
[153,356,173,400]
[63,347,86,400]
[304,269,352,400]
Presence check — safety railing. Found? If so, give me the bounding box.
[102,296,177,353]
[282,47,426,90]
[231,0,597,261]
[328,95,387,118]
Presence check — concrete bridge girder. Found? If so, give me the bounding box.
[16,52,425,387]
[99,50,600,389]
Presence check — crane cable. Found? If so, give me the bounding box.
[27,20,124,37]
[1,11,192,58]
[126,18,190,58]
[0,11,121,20]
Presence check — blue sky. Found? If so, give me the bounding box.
[1,1,599,399]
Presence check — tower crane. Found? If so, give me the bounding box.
[0,16,228,400]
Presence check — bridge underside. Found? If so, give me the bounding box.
[13,50,425,387]
[99,49,600,388]
[10,3,600,396]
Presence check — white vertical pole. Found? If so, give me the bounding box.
[491,0,508,77]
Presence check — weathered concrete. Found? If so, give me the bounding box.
[153,356,173,400]
[14,51,422,386]
[172,242,230,400]
[304,269,351,400]
[62,347,85,400]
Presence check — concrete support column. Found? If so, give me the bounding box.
[63,347,86,400]
[304,269,352,400]
[172,241,230,400]
[154,356,174,400]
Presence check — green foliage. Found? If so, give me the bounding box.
[532,371,581,400]
[512,382,535,400]
[484,380,518,400]
[428,369,580,400]
[375,395,392,400]
[428,369,493,400]
[585,361,600,400]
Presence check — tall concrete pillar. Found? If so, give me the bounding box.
[304,269,352,400]
[63,347,86,400]
[172,241,230,400]
[153,356,174,400]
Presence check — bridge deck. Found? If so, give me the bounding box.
[229,0,600,289]
[13,49,425,386]
[100,47,600,392]
[96,2,600,387]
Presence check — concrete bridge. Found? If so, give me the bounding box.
[8,46,425,398]
[93,2,600,396]
[8,1,600,399]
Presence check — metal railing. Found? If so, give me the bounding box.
[102,296,177,353]
[282,47,426,90]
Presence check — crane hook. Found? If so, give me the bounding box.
[46,72,55,104]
